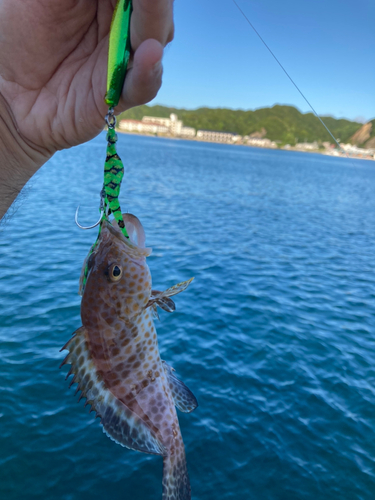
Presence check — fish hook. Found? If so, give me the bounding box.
[75,206,104,230]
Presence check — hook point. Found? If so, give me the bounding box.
[75,206,104,230]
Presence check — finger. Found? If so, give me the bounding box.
[131,0,174,49]
[116,38,163,111]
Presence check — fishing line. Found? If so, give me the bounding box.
[232,0,346,154]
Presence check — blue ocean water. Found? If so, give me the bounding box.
[1,133,375,500]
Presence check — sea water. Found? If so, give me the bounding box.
[1,133,375,499]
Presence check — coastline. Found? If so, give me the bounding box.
[116,129,375,161]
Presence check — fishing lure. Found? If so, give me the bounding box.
[105,0,132,109]
[103,0,133,238]
[64,2,197,499]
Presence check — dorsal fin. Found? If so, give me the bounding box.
[60,327,165,455]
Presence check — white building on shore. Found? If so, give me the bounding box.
[118,119,169,134]
[245,137,277,148]
[336,143,375,158]
[179,126,196,138]
[119,113,196,138]
[295,141,319,151]
[142,113,181,135]
[196,130,241,143]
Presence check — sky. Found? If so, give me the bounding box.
[150,0,375,122]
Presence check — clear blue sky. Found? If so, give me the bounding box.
[150,0,375,122]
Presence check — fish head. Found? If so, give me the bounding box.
[80,214,152,327]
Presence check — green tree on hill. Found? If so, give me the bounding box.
[118,104,364,145]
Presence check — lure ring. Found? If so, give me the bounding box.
[75,206,104,230]
[105,108,116,129]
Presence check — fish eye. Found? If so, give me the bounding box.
[108,263,123,282]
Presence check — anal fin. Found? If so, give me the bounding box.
[61,327,165,455]
[162,361,198,413]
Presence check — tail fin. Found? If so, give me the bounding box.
[162,448,191,500]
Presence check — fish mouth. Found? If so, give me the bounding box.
[104,214,152,257]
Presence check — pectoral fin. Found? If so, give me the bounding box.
[159,277,194,298]
[155,296,176,313]
[151,304,160,321]
[162,361,198,413]
[60,327,165,456]
[147,278,194,312]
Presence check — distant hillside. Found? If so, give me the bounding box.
[118,104,365,145]
[350,120,375,148]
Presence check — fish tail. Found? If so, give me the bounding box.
[162,446,191,500]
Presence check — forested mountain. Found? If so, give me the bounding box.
[118,104,366,145]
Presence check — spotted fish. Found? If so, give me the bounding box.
[61,214,197,500]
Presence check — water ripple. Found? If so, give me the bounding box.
[1,135,375,499]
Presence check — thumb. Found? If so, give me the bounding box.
[116,38,164,112]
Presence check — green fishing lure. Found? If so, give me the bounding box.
[103,0,133,237]
[76,0,133,288]
[103,122,129,237]
[105,0,132,109]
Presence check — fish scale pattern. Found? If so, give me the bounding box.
[61,214,196,500]
[61,327,165,455]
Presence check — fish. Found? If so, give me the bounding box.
[61,213,197,500]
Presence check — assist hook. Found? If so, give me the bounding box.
[75,206,104,230]
[75,188,106,230]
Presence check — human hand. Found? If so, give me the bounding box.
[0,0,174,157]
